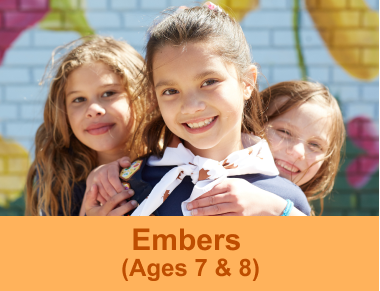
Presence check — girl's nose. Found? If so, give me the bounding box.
[287,141,306,160]
[180,93,206,115]
[86,103,106,118]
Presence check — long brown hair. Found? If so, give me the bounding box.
[261,81,345,207]
[142,6,264,156]
[26,36,150,216]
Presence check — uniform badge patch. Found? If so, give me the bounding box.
[120,159,143,181]
[122,182,131,190]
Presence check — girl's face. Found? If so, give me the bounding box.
[265,98,331,186]
[65,62,133,163]
[152,42,253,160]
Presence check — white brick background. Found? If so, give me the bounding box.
[0,0,378,156]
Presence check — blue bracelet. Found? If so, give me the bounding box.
[281,199,294,216]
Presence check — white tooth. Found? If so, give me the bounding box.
[198,121,205,127]
[188,123,193,128]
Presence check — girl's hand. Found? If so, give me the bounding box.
[186,178,305,216]
[85,184,137,216]
[86,156,131,204]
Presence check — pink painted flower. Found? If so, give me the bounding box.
[346,116,379,188]
[0,0,49,64]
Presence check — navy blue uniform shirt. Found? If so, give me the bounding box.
[125,157,311,216]
[39,180,86,216]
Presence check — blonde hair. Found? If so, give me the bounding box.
[26,36,150,216]
[261,81,345,210]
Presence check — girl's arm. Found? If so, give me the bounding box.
[79,156,133,216]
[86,156,131,202]
[84,184,137,216]
[81,159,306,216]
[186,178,306,216]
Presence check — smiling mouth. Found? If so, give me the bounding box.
[275,159,300,174]
[86,123,115,135]
[185,116,216,129]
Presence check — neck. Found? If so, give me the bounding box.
[97,147,129,165]
[184,132,244,161]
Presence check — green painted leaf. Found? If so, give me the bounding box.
[39,0,94,36]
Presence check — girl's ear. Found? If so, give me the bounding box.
[242,65,257,100]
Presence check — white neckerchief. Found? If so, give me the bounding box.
[131,134,279,216]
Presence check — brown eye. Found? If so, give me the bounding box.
[163,89,179,95]
[201,79,217,87]
[102,91,115,97]
[73,97,86,103]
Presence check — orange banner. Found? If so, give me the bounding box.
[0,217,378,290]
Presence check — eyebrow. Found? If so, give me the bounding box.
[66,83,122,97]
[154,70,219,90]
[194,70,219,81]
[310,136,329,146]
[155,80,177,90]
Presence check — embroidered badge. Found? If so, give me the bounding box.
[120,159,143,181]
[122,182,131,190]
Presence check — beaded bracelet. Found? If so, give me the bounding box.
[281,199,294,216]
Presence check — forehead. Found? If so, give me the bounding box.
[271,99,332,143]
[66,62,120,88]
[152,42,237,82]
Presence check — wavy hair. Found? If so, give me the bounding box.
[26,36,150,215]
[261,81,345,211]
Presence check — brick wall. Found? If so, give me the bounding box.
[0,0,378,215]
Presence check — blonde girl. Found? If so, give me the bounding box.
[26,36,150,216]
[262,81,345,212]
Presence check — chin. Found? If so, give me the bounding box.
[185,138,219,150]
[91,144,118,153]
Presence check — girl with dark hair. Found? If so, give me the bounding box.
[85,3,310,216]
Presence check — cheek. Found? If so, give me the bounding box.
[111,99,131,123]
[66,108,80,133]
[266,129,286,152]
[305,156,324,178]
[158,100,176,125]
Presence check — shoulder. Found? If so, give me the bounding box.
[239,174,311,215]
[39,179,86,216]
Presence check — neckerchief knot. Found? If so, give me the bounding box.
[131,134,279,216]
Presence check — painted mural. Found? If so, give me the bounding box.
[0,0,93,211]
[0,0,378,215]
[0,0,93,65]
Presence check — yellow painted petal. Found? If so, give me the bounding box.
[40,0,94,36]
[306,0,379,80]
[211,0,260,21]
[0,136,30,206]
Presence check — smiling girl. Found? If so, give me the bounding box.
[85,4,311,216]
[262,81,345,204]
[25,36,149,216]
